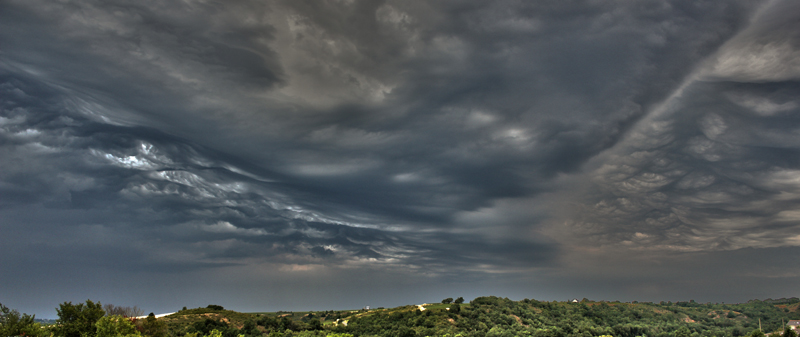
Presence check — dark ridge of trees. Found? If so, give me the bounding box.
[763,298,800,305]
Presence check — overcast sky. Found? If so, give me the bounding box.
[3,0,800,318]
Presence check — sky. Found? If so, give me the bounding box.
[2,0,800,318]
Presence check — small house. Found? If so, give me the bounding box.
[788,320,800,330]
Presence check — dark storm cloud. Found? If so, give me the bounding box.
[267,0,758,204]
[555,0,800,254]
[558,79,800,251]
[2,0,799,317]
[0,68,552,283]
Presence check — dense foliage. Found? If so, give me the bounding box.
[1,303,45,337]
[96,315,141,337]
[55,300,106,337]
[2,297,798,337]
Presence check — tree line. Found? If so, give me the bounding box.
[1,300,166,337]
[2,297,799,337]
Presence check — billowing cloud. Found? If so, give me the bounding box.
[554,0,800,251]
[2,0,799,317]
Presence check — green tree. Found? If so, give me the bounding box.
[56,300,106,337]
[748,330,765,337]
[396,326,416,337]
[454,297,464,304]
[240,320,261,337]
[140,313,168,337]
[784,328,798,337]
[308,319,322,331]
[95,315,140,337]
[442,298,454,304]
[191,318,229,335]
[674,327,692,337]
[1,303,44,337]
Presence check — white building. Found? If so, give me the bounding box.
[788,320,800,330]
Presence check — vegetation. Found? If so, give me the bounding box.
[1,302,45,337]
[142,313,169,337]
[55,300,106,337]
[2,297,799,337]
[104,305,144,318]
[96,315,141,337]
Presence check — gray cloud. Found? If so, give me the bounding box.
[555,0,800,254]
[2,0,799,317]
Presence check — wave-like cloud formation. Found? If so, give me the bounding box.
[2,0,799,315]
[558,1,800,253]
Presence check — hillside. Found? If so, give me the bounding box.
[155,297,800,337]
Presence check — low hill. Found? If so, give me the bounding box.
[158,298,800,337]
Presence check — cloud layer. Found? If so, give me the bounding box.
[2,0,799,317]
